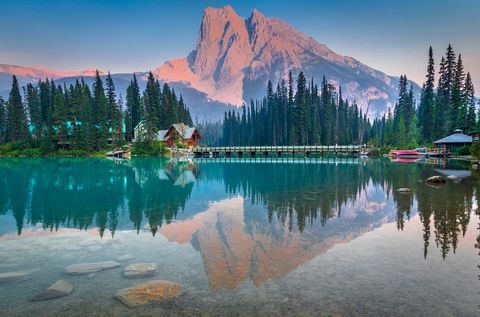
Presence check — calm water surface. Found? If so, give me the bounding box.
[0,157,478,316]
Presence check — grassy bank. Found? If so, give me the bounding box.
[0,141,170,158]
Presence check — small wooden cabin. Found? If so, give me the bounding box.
[134,122,201,148]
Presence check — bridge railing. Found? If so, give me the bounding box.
[192,144,370,153]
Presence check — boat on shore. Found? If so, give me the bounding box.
[389,149,421,159]
[415,147,448,157]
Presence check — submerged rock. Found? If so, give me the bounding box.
[397,188,411,193]
[116,254,135,262]
[426,176,446,184]
[115,280,184,308]
[123,263,158,278]
[0,271,32,284]
[65,261,120,275]
[29,279,73,301]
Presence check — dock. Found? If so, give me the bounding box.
[192,145,369,158]
[106,150,131,159]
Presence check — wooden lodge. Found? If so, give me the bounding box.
[133,122,201,148]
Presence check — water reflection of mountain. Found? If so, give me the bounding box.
[0,158,478,264]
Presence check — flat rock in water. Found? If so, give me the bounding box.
[124,263,158,278]
[65,261,120,275]
[115,280,184,308]
[116,254,135,262]
[0,271,32,284]
[426,176,446,184]
[397,188,411,193]
[447,175,458,180]
[29,279,73,301]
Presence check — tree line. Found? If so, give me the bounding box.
[221,45,477,148]
[0,71,192,152]
[222,72,370,146]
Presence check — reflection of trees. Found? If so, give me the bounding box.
[475,211,480,281]
[126,159,195,236]
[209,159,427,233]
[0,157,477,262]
[200,159,476,261]
[0,158,195,236]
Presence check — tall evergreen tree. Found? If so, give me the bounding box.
[126,74,141,141]
[464,72,476,130]
[52,85,68,145]
[450,54,465,131]
[143,72,161,142]
[91,70,108,148]
[24,83,42,140]
[418,46,435,143]
[105,72,123,145]
[0,97,6,143]
[6,75,28,142]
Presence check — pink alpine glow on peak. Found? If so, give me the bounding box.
[154,6,399,110]
[0,64,103,79]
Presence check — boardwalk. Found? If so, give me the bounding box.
[193,145,368,158]
[194,156,366,164]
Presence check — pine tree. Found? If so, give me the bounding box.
[52,85,68,145]
[24,83,42,141]
[450,54,465,131]
[418,46,435,143]
[385,109,394,147]
[105,73,123,145]
[113,95,124,147]
[464,72,476,131]
[91,70,108,149]
[143,72,160,142]
[6,75,28,142]
[126,74,141,141]
[433,56,447,139]
[396,116,406,147]
[295,72,307,145]
[407,114,420,147]
[0,97,6,143]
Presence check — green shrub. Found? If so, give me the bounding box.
[455,145,470,156]
[470,143,480,158]
[132,141,167,156]
[367,148,381,156]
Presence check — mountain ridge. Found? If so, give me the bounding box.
[154,6,419,117]
[0,6,420,120]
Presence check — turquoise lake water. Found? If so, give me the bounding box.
[0,157,478,316]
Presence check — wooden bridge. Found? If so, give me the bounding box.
[192,145,369,158]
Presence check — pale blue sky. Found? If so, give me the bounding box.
[0,0,479,88]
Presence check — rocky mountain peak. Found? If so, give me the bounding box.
[155,6,417,117]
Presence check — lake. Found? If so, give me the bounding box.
[0,157,478,316]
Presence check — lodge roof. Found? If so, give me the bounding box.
[157,129,169,142]
[171,123,197,139]
[433,130,473,144]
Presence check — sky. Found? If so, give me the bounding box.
[0,0,479,89]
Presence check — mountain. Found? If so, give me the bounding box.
[0,6,420,120]
[155,6,419,118]
[0,64,99,94]
[0,66,233,122]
